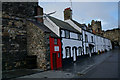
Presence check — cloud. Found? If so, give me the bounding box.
[39,2,118,31]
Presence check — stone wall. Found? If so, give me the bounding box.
[2,17,27,71]
[2,2,38,71]
[2,2,52,71]
[91,20,102,34]
[27,22,50,70]
[2,2,38,18]
[103,28,120,46]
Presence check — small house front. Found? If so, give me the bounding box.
[49,37,62,70]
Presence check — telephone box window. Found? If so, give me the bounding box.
[58,53,60,58]
[54,39,57,45]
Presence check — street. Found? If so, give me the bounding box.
[10,48,119,79]
[62,48,119,78]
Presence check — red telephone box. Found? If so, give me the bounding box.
[49,36,62,70]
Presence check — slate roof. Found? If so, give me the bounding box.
[71,19,87,29]
[48,16,80,33]
[71,19,83,28]
[30,20,59,38]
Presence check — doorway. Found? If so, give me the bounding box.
[52,53,57,69]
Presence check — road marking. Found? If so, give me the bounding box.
[78,64,96,75]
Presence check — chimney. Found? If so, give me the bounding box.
[36,6,43,23]
[64,7,72,20]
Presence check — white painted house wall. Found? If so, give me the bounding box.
[61,30,82,61]
[43,17,60,37]
[82,30,87,55]
[62,38,82,58]
[83,30,95,55]
[65,19,112,56]
[94,35,98,53]
[94,35,113,53]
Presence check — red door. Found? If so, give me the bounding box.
[49,36,62,70]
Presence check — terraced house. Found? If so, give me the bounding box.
[64,8,112,56]
[43,7,112,68]
[2,2,112,72]
[44,15,83,64]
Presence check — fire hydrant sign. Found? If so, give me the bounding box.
[54,46,59,51]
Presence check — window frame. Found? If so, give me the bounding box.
[91,36,93,42]
[65,30,70,39]
[54,38,58,45]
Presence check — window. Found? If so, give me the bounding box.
[58,53,60,58]
[78,47,82,55]
[65,47,71,58]
[91,36,93,42]
[60,30,62,35]
[85,34,88,42]
[78,34,82,40]
[65,30,70,38]
[54,39,57,45]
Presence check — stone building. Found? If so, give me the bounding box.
[90,20,102,34]
[2,16,28,71]
[2,2,37,71]
[2,2,57,71]
[27,20,58,70]
[103,28,120,47]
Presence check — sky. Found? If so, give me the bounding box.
[39,1,118,31]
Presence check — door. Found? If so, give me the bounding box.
[52,53,57,69]
[73,47,77,62]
